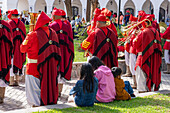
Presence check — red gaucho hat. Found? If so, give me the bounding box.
[144,14,155,21]
[101,8,112,17]
[34,11,52,31]
[52,7,61,16]
[59,9,66,16]
[97,15,108,22]
[7,9,19,19]
[94,8,101,16]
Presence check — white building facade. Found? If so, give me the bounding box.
[0,0,170,22]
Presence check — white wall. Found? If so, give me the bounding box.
[106,0,117,13]
[7,0,18,9]
[0,0,170,22]
[17,0,29,13]
[34,0,46,13]
[53,0,64,10]
[142,0,154,14]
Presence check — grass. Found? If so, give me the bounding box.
[33,93,170,113]
[73,39,87,62]
[25,25,87,62]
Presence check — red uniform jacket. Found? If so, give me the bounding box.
[133,26,162,91]
[49,20,74,80]
[0,20,13,84]
[81,27,118,68]
[20,31,39,78]
[21,27,61,105]
[129,34,137,55]
[8,19,26,74]
[162,26,170,50]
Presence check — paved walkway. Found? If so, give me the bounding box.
[0,72,170,113]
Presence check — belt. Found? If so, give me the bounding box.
[138,52,142,56]
[27,58,38,63]
[166,39,170,42]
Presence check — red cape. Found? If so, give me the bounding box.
[36,28,61,105]
[152,21,160,33]
[49,21,74,80]
[8,19,26,74]
[136,26,162,91]
[0,20,13,84]
[92,27,118,68]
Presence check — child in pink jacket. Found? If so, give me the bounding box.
[89,56,116,103]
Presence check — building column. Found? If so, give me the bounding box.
[153,3,161,22]
[47,5,53,14]
[80,0,87,20]
[63,0,67,16]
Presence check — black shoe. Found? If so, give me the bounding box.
[130,94,136,97]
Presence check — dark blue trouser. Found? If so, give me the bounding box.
[124,81,134,95]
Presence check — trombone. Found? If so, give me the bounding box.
[118,19,151,46]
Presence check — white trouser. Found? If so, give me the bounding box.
[25,75,41,106]
[0,79,8,87]
[125,50,130,66]
[58,74,66,84]
[135,66,147,92]
[129,53,137,75]
[164,50,170,64]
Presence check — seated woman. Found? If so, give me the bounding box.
[111,67,135,100]
[88,56,116,103]
[69,63,98,107]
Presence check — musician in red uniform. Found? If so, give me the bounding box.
[81,15,118,68]
[8,9,26,86]
[87,8,101,35]
[133,16,162,93]
[161,26,170,73]
[123,28,132,77]
[20,11,61,106]
[101,8,118,37]
[49,8,74,97]
[128,17,138,88]
[0,9,13,103]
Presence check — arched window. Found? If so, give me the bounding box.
[125,8,134,15]
[72,6,79,16]
[45,6,47,13]
[159,8,165,22]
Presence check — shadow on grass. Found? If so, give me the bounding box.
[47,94,170,113]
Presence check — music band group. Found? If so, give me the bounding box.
[0,6,170,107]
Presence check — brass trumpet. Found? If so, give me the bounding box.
[118,19,151,46]
[29,13,38,32]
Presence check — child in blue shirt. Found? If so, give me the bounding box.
[69,63,98,107]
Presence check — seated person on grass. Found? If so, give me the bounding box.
[69,63,98,107]
[88,56,116,103]
[111,67,135,100]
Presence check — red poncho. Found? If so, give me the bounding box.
[36,28,61,105]
[134,26,162,91]
[162,26,170,50]
[8,19,26,74]
[0,20,13,84]
[92,27,118,68]
[49,20,74,80]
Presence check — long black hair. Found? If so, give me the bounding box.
[80,63,94,93]
[88,56,104,70]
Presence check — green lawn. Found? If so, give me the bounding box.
[73,39,87,62]
[25,25,87,62]
[33,93,170,113]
